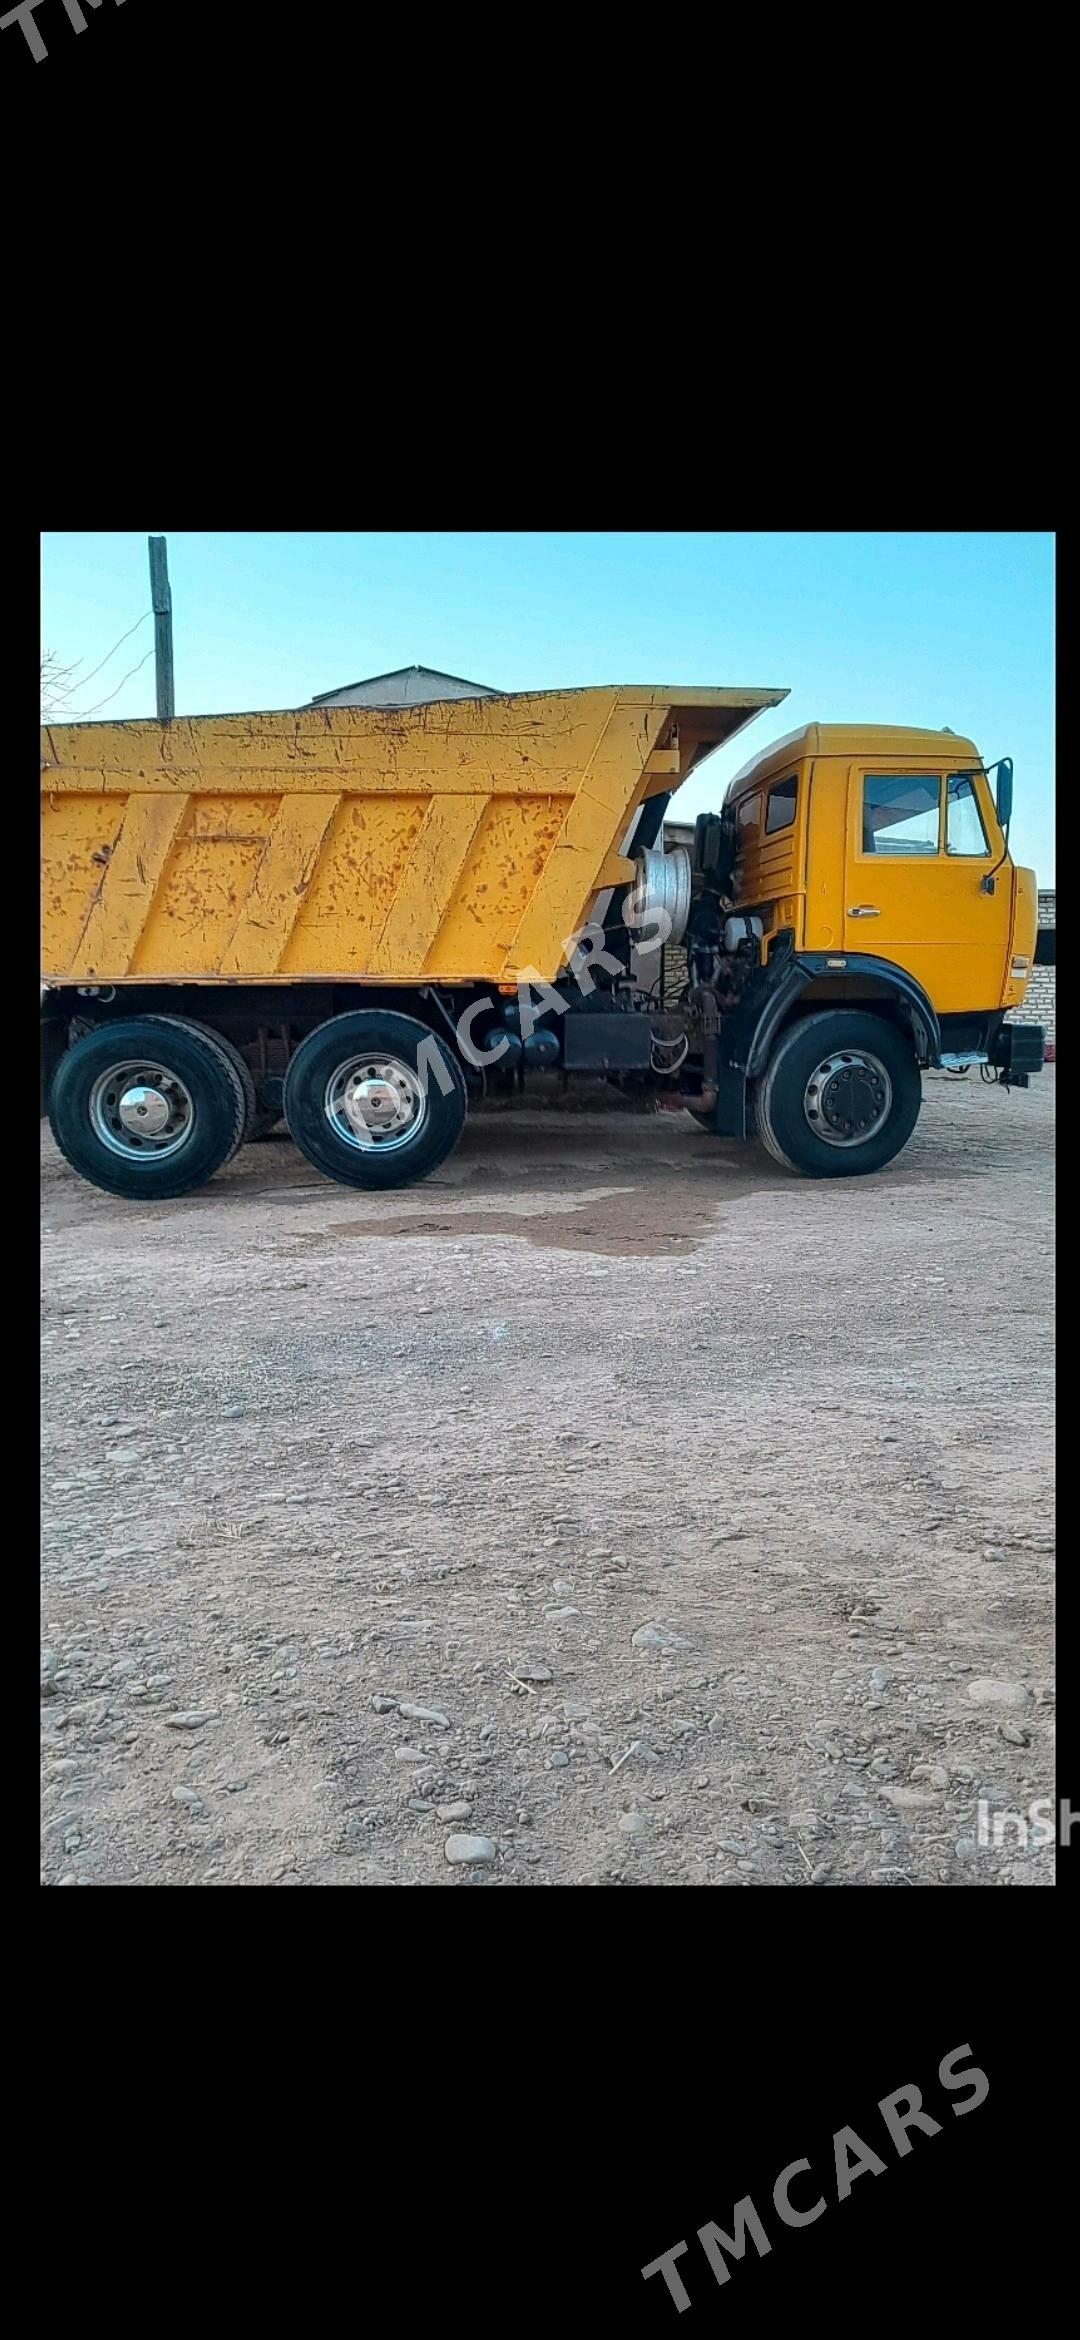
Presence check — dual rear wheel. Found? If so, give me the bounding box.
[48,1016,249,1201]
[282,1011,467,1191]
[47,1010,466,1201]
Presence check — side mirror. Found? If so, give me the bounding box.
[995,757,1014,831]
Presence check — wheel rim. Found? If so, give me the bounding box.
[89,1060,196,1161]
[802,1050,893,1147]
[324,1053,428,1153]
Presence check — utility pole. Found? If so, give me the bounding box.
[148,534,175,722]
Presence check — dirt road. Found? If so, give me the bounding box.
[41,1069,1055,1887]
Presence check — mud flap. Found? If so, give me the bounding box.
[711,1063,748,1139]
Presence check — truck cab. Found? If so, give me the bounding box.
[692,722,1044,1171]
[725,723,1037,1027]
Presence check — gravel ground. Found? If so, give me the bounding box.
[41,1067,1055,1888]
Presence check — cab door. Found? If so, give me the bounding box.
[843,762,1009,1013]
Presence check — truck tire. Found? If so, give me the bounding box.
[283,1010,467,1190]
[156,1017,285,1141]
[48,1016,248,1200]
[754,1010,921,1178]
[149,1015,258,1139]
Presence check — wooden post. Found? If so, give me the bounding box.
[148,535,175,722]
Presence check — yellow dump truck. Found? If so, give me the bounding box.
[40,684,1044,1198]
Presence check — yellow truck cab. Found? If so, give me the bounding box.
[40,689,1044,1198]
[709,721,1043,1170]
[726,722,1035,1016]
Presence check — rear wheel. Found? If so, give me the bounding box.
[152,1016,257,1139]
[48,1016,247,1200]
[283,1010,467,1190]
[754,1010,921,1178]
[155,1018,284,1140]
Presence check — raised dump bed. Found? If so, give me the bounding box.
[40,684,785,988]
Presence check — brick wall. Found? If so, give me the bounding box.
[1008,889,1055,1044]
[659,943,689,1005]
[1016,963,1055,1040]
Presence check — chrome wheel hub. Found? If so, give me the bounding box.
[89,1060,196,1160]
[118,1084,171,1136]
[803,1050,892,1148]
[325,1054,427,1152]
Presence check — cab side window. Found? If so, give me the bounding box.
[862,774,941,855]
[737,791,763,843]
[765,775,798,834]
[946,773,991,855]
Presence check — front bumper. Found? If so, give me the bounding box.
[990,1021,1045,1085]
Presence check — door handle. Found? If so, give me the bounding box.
[848,905,881,918]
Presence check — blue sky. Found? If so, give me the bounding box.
[42,531,1055,881]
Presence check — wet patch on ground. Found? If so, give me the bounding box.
[327,1186,721,1258]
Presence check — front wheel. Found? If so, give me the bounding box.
[754,1011,921,1178]
[283,1010,467,1190]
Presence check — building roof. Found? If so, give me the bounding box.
[308,664,499,709]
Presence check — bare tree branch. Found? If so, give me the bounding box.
[41,612,153,722]
[41,650,84,720]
